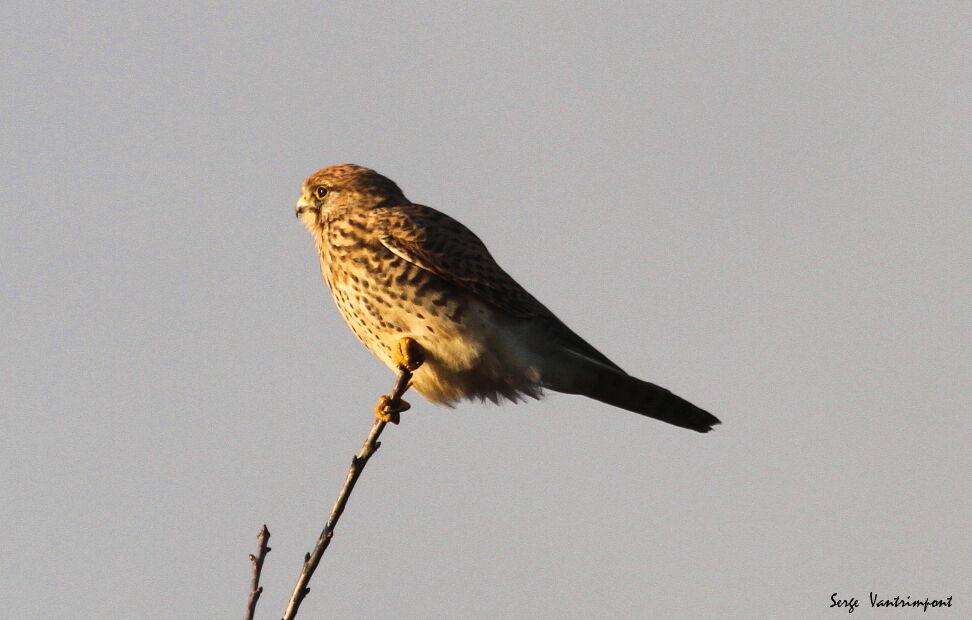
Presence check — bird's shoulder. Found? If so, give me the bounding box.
[369,204,545,319]
[371,204,479,249]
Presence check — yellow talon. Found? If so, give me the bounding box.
[375,394,411,425]
[394,336,425,372]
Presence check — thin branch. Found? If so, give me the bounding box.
[245,525,271,620]
[281,368,414,620]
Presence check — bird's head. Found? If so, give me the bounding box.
[295,164,408,230]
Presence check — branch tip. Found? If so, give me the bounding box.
[244,524,272,620]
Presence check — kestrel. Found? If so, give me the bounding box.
[296,164,719,433]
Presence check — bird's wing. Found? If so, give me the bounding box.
[372,204,623,371]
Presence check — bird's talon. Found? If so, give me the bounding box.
[394,337,425,372]
[375,395,411,424]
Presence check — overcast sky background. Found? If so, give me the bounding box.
[2,2,969,619]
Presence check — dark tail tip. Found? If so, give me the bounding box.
[578,368,721,433]
[642,381,721,433]
[686,409,721,433]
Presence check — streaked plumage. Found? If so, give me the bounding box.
[296,164,719,432]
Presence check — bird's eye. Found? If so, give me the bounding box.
[315,186,329,199]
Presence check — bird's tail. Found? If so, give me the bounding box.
[544,353,720,433]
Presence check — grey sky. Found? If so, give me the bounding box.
[2,2,969,618]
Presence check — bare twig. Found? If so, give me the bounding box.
[245,525,271,620]
[281,368,414,620]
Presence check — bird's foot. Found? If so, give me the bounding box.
[375,337,423,424]
[375,394,411,425]
[394,336,425,372]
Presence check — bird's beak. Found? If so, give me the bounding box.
[295,196,310,218]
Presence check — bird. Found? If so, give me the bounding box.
[295,164,719,433]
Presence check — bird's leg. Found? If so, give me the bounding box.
[375,337,425,424]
